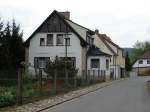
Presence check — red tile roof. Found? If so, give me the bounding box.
[140,51,150,59]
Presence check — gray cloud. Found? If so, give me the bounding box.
[0,0,150,47]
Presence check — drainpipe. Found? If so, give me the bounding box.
[112,55,115,80]
[114,56,117,80]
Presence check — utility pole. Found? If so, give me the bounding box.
[64,34,69,85]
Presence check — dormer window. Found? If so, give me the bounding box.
[91,38,94,45]
[40,38,45,46]
[86,32,94,45]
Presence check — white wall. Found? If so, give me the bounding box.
[110,65,121,79]
[28,32,83,74]
[133,59,150,68]
[87,56,110,77]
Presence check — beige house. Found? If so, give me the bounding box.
[132,51,150,76]
[93,30,125,79]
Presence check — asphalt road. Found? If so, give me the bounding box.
[43,77,150,112]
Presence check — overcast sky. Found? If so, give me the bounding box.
[0,0,150,47]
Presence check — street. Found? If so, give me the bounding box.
[43,77,150,112]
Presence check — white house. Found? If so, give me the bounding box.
[93,30,125,79]
[25,10,111,79]
[132,51,150,75]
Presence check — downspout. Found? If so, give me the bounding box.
[114,55,117,80]
[112,55,115,80]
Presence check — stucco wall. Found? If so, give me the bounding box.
[93,34,114,66]
[116,49,125,68]
[133,59,150,68]
[87,56,110,79]
[28,32,83,74]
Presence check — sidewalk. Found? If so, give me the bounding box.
[0,79,126,112]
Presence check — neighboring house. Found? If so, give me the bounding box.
[132,52,150,75]
[93,30,125,79]
[24,10,111,79]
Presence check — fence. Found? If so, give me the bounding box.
[0,68,106,108]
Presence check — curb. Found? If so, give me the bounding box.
[36,79,126,112]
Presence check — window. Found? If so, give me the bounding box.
[106,59,109,70]
[147,60,150,64]
[91,59,100,68]
[65,38,70,46]
[40,38,45,46]
[34,57,50,68]
[91,38,94,45]
[139,60,143,64]
[56,34,64,45]
[86,36,90,44]
[59,57,76,68]
[47,34,53,46]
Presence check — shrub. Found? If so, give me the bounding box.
[45,56,78,79]
[0,89,16,107]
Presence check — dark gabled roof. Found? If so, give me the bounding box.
[140,51,150,59]
[87,45,111,57]
[64,19,94,35]
[24,10,93,47]
[97,34,118,56]
[99,34,121,49]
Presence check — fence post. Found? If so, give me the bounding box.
[17,68,23,105]
[74,71,77,88]
[39,68,42,95]
[54,69,57,93]
[93,70,95,83]
[88,70,90,84]
[82,70,84,86]
[98,70,99,81]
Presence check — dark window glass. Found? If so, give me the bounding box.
[60,57,76,68]
[47,34,53,46]
[56,34,64,45]
[40,38,45,46]
[34,57,50,68]
[91,59,100,68]
[106,59,109,70]
[147,60,150,64]
[139,60,143,64]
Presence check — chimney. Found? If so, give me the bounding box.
[59,11,70,19]
[95,29,99,34]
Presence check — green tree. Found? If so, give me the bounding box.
[10,19,25,71]
[0,19,25,78]
[130,41,150,63]
[125,51,132,71]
